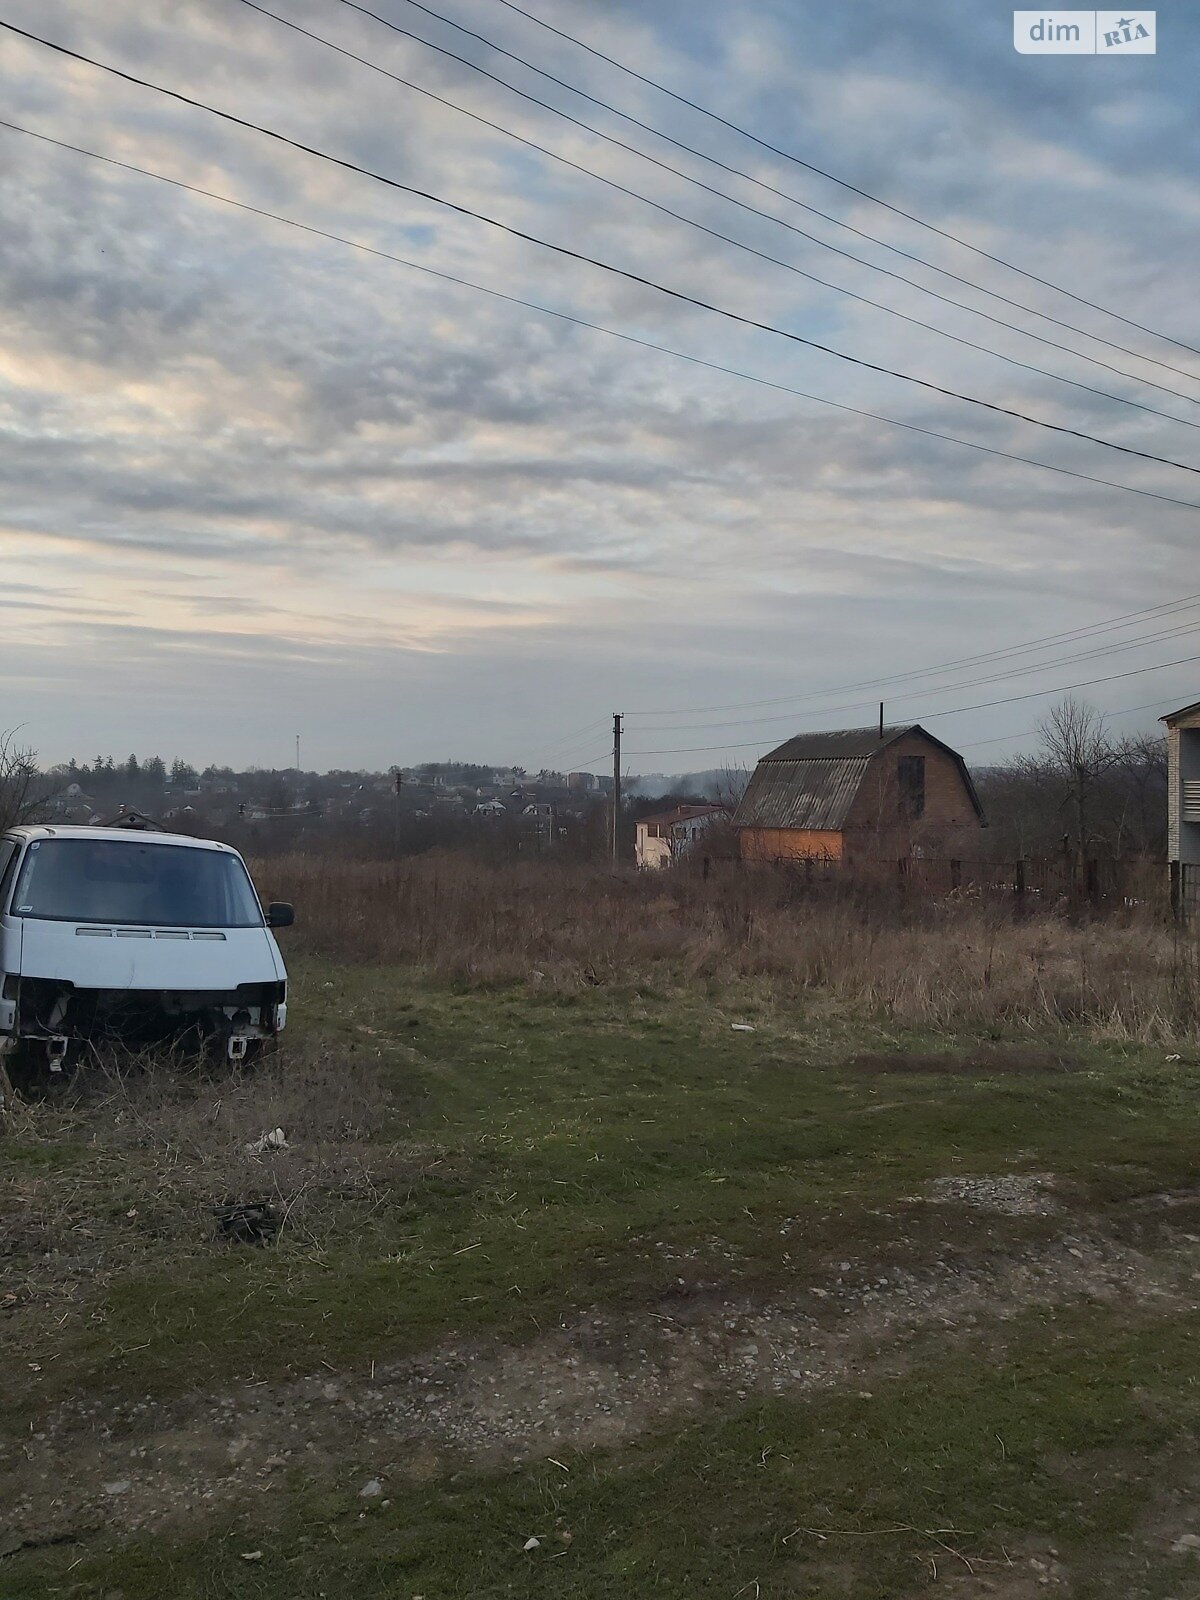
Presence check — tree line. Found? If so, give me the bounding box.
[973,698,1167,862]
[0,698,1174,861]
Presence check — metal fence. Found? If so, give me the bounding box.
[1172,862,1200,926]
[731,852,1172,917]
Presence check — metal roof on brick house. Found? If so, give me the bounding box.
[733,756,872,831]
[733,724,985,832]
[759,725,911,761]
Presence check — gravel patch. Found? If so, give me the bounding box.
[927,1174,1060,1216]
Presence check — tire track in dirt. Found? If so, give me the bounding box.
[2,1221,1194,1548]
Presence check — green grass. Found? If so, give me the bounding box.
[13,964,1198,1401]
[5,955,1200,1595]
[11,1304,1200,1597]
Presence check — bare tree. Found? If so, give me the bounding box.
[713,764,750,812]
[0,730,53,831]
[1107,731,1168,859]
[1037,697,1117,855]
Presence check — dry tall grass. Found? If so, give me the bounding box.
[2,1045,405,1297]
[258,853,1200,1043]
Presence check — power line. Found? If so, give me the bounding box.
[5,116,1199,517]
[542,726,615,768]
[626,591,1200,718]
[628,695,1169,760]
[5,21,1198,486]
[621,649,1200,756]
[627,616,1200,735]
[488,0,1200,367]
[539,715,612,756]
[327,0,1200,412]
[957,694,1173,752]
[550,747,612,771]
[249,0,1200,436]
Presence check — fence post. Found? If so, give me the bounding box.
[1086,858,1099,902]
[1170,859,1181,922]
[1014,859,1025,903]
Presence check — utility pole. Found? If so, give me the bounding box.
[391,766,402,855]
[295,733,301,771]
[611,712,622,869]
[878,702,885,740]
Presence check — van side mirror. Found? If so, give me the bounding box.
[267,902,295,929]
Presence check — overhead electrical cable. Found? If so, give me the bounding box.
[617,695,1170,763]
[539,716,612,754]
[4,116,1199,516]
[621,650,1200,756]
[234,0,1200,433]
[487,0,1200,366]
[957,694,1174,752]
[331,1,1200,402]
[556,747,612,771]
[626,616,1200,735]
[625,590,1200,717]
[3,21,1198,484]
[540,722,615,766]
[4,117,1200,520]
[331,0,1200,406]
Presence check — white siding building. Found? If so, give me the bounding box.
[1163,700,1200,870]
[634,804,727,870]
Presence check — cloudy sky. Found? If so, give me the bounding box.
[1,0,1197,775]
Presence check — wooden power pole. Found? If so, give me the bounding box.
[612,712,622,869]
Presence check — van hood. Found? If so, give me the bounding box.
[17,919,284,991]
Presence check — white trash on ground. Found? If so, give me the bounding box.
[246,1127,288,1154]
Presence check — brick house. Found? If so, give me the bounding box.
[734,725,985,863]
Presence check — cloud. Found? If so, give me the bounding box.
[0,0,1195,769]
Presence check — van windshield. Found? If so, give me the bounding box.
[9,839,264,928]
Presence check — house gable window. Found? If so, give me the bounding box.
[897,755,926,820]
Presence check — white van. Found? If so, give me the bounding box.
[0,824,292,1069]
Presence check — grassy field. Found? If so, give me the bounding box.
[4,875,1200,1596]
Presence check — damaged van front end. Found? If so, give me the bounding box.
[0,826,292,1073]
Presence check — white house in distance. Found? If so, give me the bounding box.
[635,804,728,869]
